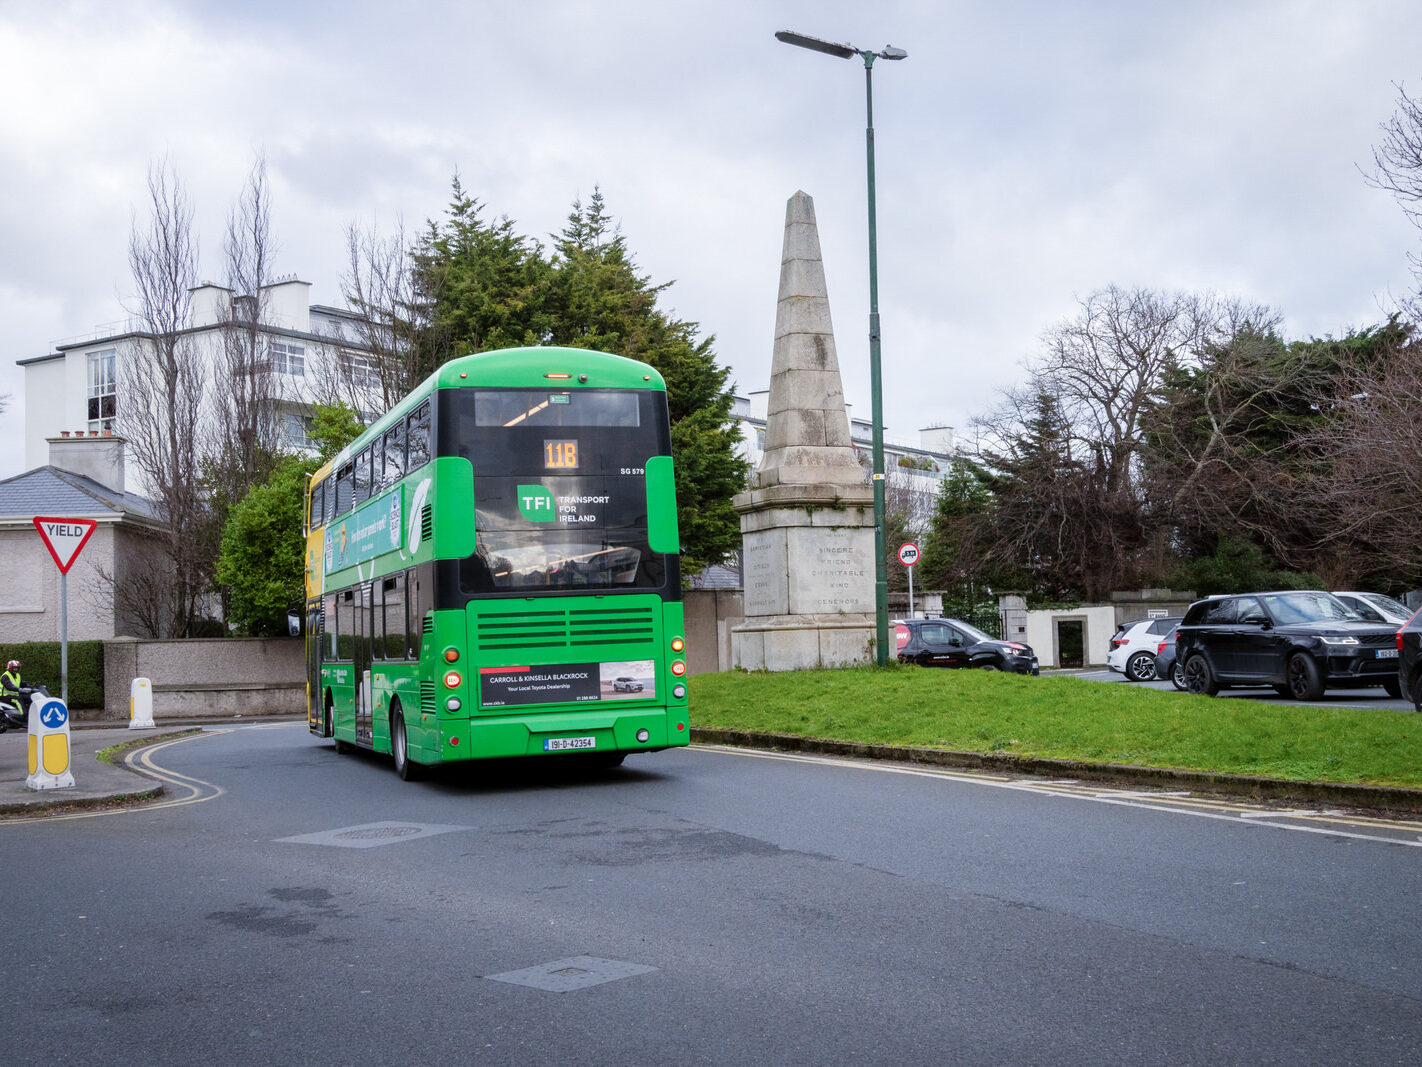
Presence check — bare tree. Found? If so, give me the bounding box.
[208,156,283,504]
[1296,333,1422,585]
[121,159,210,635]
[330,218,427,412]
[1370,82,1422,286]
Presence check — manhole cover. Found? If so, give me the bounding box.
[486,956,657,993]
[275,821,469,849]
[338,826,424,841]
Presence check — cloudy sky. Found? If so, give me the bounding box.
[3,0,1420,479]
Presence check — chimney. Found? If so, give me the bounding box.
[47,433,127,492]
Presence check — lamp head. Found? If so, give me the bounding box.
[775,29,857,60]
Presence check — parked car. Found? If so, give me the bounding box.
[1153,625,1186,691]
[1106,617,1182,682]
[1176,590,1402,700]
[894,618,1039,674]
[612,676,644,693]
[1332,591,1413,626]
[1396,607,1422,711]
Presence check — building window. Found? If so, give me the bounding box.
[87,349,117,431]
[341,351,379,388]
[282,413,315,450]
[267,340,306,376]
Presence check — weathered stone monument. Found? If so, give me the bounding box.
[730,191,877,670]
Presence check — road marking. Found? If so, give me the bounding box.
[2,729,226,823]
[691,745,1422,847]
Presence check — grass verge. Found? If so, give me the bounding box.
[689,666,1422,789]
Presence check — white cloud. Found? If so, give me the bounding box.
[2,0,1419,478]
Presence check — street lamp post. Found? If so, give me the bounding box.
[775,29,907,667]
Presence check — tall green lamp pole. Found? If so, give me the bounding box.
[775,29,907,666]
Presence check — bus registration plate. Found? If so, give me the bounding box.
[544,736,596,752]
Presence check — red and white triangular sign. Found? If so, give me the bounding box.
[33,516,98,575]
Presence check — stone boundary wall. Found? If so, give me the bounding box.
[103,637,304,720]
[98,603,744,721]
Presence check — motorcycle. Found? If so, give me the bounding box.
[0,683,50,733]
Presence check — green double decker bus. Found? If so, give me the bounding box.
[302,346,689,779]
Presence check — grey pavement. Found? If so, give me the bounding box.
[0,717,299,815]
[0,724,179,814]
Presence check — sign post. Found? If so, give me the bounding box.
[897,541,920,619]
[32,517,98,706]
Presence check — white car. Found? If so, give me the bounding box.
[1331,591,1413,626]
[1106,617,1182,681]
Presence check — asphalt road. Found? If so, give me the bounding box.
[3,724,1419,1065]
[1077,666,1418,711]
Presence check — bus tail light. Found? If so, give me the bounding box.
[636,729,650,743]
[444,670,462,688]
[446,697,462,712]
[444,648,459,662]
[670,636,684,653]
[671,661,686,676]
[673,684,686,699]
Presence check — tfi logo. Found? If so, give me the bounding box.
[517,485,556,522]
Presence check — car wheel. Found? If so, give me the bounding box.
[391,705,421,781]
[1182,654,1218,697]
[1126,651,1156,682]
[1381,675,1403,699]
[1286,653,1324,701]
[1170,662,1187,691]
[1411,667,1422,713]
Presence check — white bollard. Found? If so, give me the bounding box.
[129,677,155,729]
[27,691,76,791]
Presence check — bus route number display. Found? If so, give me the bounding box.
[544,439,578,469]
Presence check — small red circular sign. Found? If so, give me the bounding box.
[898,542,920,567]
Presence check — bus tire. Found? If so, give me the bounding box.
[391,705,420,781]
[328,695,350,754]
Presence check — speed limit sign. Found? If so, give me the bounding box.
[898,542,920,567]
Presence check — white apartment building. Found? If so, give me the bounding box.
[732,389,960,529]
[17,277,379,496]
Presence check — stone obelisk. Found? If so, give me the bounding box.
[730,191,876,671]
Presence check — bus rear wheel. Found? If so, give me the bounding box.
[328,696,350,754]
[391,706,420,781]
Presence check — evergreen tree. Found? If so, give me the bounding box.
[410,177,554,377]
[546,189,748,574]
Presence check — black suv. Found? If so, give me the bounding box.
[1396,606,1422,711]
[894,618,1039,675]
[1177,590,1401,700]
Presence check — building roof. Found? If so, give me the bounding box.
[0,466,161,524]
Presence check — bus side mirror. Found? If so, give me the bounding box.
[645,455,680,555]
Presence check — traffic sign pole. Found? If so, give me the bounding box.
[897,542,920,619]
[32,517,97,706]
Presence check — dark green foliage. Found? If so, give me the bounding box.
[1168,537,1321,596]
[215,456,316,636]
[411,181,748,575]
[0,641,104,709]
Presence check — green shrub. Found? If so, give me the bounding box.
[0,641,105,709]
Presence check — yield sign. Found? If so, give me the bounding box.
[33,516,98,574]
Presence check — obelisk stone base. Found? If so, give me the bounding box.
[730,482,876,671]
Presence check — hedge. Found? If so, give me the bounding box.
[0,641,105,709]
